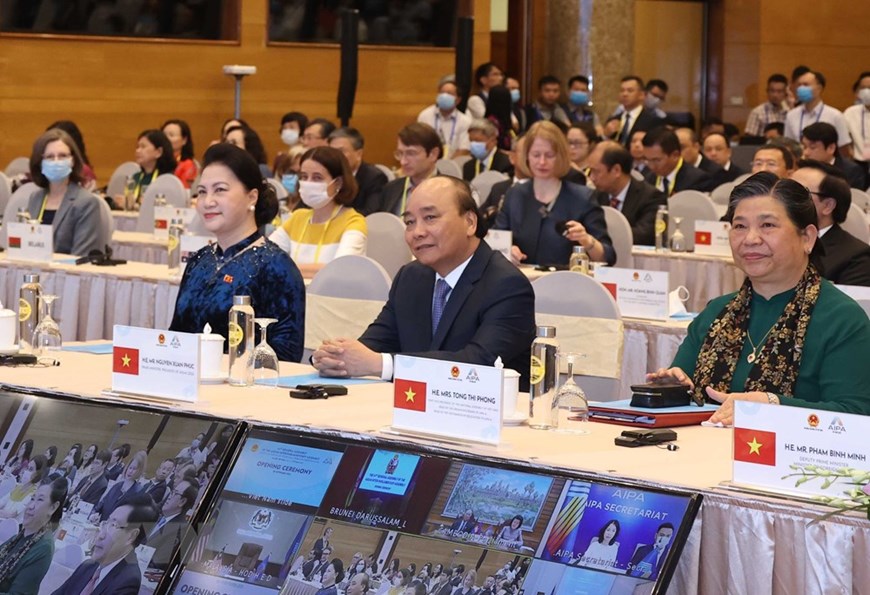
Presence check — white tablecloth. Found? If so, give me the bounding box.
[112,211,140,232]
[111,231,169,264]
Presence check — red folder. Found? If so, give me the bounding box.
[586,400,717,428]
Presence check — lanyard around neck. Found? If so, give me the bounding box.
[799,103,823,132]
[294,205,342,263]
[434,112,457,145]
[475,151,496,176]
[656,158,683,196]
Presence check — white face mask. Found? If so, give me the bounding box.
[299,180,334,209]
[281,128,300,146]
[859,88,870,107]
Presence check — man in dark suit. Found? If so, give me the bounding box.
[702,132,746,185]
[676,127,723,179]
[329,127,388,215]
[626,522,674,580]
[312,176,536,387]
[147,478,198,571]
[141,458,175,507]
[462,118,513,181]
[605,76,666,147]
[589,141,666,246]
[792,162,870,286]
[378,123,441,216]
[642,127,712,195]
[52,496,158,595]
[69,449,111,507]
[449,509,477,534]
[800,122,868,190]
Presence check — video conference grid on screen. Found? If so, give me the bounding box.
[0,390,240,595]
[172,429,700,595]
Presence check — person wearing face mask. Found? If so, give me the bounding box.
[273,111,309,174]
[844,71,870,170]
[274,145,307,211]
[269,147,365,279]
[417,75,472,159]
[462,119,513,181]
[564,75,603,136]
[162,119,198,189]
[642,79,668,119]
[505,76,527,134]
[783,70,852,156]
[24,129,103,256]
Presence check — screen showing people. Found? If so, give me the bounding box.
[171,429,700,595]
[0,390,239,595]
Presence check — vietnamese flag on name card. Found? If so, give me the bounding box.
[112,346,140,375]
[394,379,427,412]
[8,236,21,248]
[733,427,776,466]
[601,282,618,300]
[695,231,712,246]
[154,219,168,230]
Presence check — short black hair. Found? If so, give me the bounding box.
[161,119,195,161]
[796,159,851,223]
[600,143,633,174]
[138,129,178,174]
[202,143,278,226]
[763,122,785,136]
[306,118,336,140]
[853,71,870,92]
[538,75,561,89]
[757,142,795,170]
[657,522,675,533]
[328,126,365,150]
[177,478,200,515]
[726,172,819,235]
[801,122,838,148]
[767,73,788,86]
[568,75,589,87]
[281,111,309,131]
[791,65,811,83]
[125,494,160,547]
[646,79,668,93]
[225,125,268,166]
[474,62,502,87]
[811,70,827,88]
[621,75,644,88]
[95,449,112,466]
[642,127,681,155]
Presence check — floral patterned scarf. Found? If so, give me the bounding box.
[692,265,821,402]
[0,527,48,584]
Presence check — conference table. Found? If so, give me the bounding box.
[1,351,866,594]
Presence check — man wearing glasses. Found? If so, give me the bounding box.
[379,123,442,216]
[147,479,200,572]
[52,495,158,594]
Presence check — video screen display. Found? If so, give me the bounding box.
[0,390,240,595]
[172,428,700,595]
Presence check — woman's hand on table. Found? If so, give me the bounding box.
[706,387,771,426]
[645,367,694,389]
[510,245,527,265]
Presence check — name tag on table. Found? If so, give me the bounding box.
[111,325,200,402]
[180,234,214,273]
[484,229,512,261]
[154,206,197,239]
[693,220,731,256]
[5,222,53,262]
[593,267,669,320]
[731,401,870,500]
[392,355,503,445]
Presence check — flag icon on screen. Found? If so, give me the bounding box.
[695,231,712,245]
[113,346,140,375]
[733,427,776,466]
[394,379,427,412]
[8,237,21,248]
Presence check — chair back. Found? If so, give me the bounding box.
[470,170,509,208]
[453,154,472,169]
[136,174,188,232]
[435,159,462,178]
[842,202,870,244]
[304,255,392,361]
[364,212,412,280]
[600,206,634,268]
[668,190,719,250]
[532,272,624,401]
[0,172,11,219]
[374,164,396,182]
[851,188,870,212]
[105,161,140,199]
[1,182,37,245]
[3,156,29,177]
[711,181,734,206]
[96,196,115,251]
[267,177,289,200]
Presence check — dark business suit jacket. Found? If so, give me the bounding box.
[620,108,666,146]
[143,478,168,506]
[52,554,141,595]
[26,183,103,256]
[673,162,713,193]
[833,154,868,190]
[595,178,667,246]
[462,151,513,181]
[91,481,143,521]
[626,544,667,579]
[75,473,109,506]
[147,515,187,570]
[353,161,388,215]
[493,181,616,266]
[819,223,870,286]
[359,242,536,387]
[695,155,722,176]
[378,177,409,216]
[709,162,746,188]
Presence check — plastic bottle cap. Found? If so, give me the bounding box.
[536,325,556,338]
[24,274,40,283]
[573,246,585,254]
[232,295,251,306]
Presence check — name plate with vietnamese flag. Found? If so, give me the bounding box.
[392,355,503,445]
[731,401,870,500]
[111,325,200,402]
[5,222,53,262]
[154,206,197,240]
[592,267,669,320]
[693,220,731,256]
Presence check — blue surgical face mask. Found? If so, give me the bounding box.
[510,89,521,104]
[436,92,456,110]
[469,141,489,160]
[281,173,298,194]
[569,90,589,106]
[41,159,73,183]
[796,85,814,103]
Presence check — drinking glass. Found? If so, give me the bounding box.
[669,216,687,252]
[32,295,62,355]
[251,318,279,386]
[555,352,590,434]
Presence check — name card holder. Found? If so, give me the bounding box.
[694,220,731,256]
[6,222,53,262]
[593,267,670,320]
